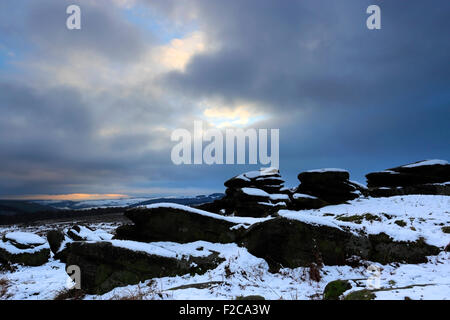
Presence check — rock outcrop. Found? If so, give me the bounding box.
[0,232,50,266]
[241,217,440,271]
[294,169,367,207]
[58,240,224,294]
[114,203,258,243]
[197,168,290,217]
[366,160,450,197]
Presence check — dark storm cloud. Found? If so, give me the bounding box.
[0,0,149,63]
[147,0,450,183]
[0,0,449,197]
[158,0,450,110]
[0,80,185,196]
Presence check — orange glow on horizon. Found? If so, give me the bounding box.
[6,193,129,201]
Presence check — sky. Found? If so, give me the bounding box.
[0,0,449,200]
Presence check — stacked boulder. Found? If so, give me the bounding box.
[366,159,450,197]
[0,232,50,266]
[211,167,290,217]
[292,168,368,209]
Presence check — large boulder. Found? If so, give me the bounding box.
[241,217,440,271]
[366,160,450,196]
[214,167,291,217]
[114,203,259,243]
[241,217,369,270]
[46,230,66,254]
[0,232,50,266]
[59,240,224,294]
[295,169,367,205]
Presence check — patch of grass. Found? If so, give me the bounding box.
[337,213,381,224]
[308,263,322,282]
[441,226,450,234]
[236,295,265,300]
[0,262,17,273]
[167,281,224,291]
[0,278,11,299]
[53,288,86,300]
[394,220,407,227]
[109,284,167,300]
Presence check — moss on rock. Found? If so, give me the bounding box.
[344,289,376,300]
[323,280,352,300]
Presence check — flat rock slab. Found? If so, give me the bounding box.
[114,203,268,243]
[59,240,224,294]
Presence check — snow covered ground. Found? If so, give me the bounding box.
[0,195,449,300]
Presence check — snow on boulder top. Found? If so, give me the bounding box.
[4,232,46,246]
[305,168,349,173]
[402,159,449,168]
[238,167,280,180]
[269,193,290,201]
[241,187,270,197]
[141,202,272,225]
[349,180,368,189]
[106,240,213,260]
[259,167,279,176]
[380,170,400,174]
[293,193,318,200]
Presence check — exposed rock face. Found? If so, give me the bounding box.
[241,217,440,270]
[295,169,367,206]
[46,230,65,254]
[241,217,368,270]
[58,241,224,294]
[366,160,450,197]
[114,203,252,243]
[0,232,50,266]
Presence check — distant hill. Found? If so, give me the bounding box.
[32,193,224,210]
[129,193,224,208]
[0,193,224,225]
[0,200,58,216]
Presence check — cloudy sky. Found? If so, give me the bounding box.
[0,0,449,200]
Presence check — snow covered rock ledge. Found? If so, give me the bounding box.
[114,203,271,243]
[241,216,440,271]
[0,232,50,266]
[366,159,450,197]
[57,240,224,294]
